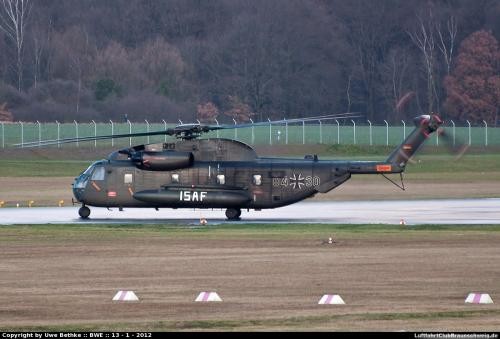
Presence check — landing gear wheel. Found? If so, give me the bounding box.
[79,206,91,219]
[225,208,241,220]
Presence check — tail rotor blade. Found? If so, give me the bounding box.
[438,127,469,161]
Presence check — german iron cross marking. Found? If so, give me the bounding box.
[290,173,305,189]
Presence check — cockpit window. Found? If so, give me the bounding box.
[253,174,262,186]
[91,166,105,180]
[124,173,133,184]
[82,164,94,176]
[217,174,225,185]
[82,161,105,176]
[171,174,179,183]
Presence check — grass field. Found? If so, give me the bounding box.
[0,223,499,331]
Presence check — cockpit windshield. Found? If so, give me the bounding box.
[91,166,105,180]
[82,160,105,176]
[74,160,106,189]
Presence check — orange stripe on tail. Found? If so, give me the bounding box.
[376,164,392,172]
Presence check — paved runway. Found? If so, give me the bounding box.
[0,198,499,225]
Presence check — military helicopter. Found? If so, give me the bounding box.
[19,113,445,220]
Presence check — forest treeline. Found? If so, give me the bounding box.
[0,0,498,124]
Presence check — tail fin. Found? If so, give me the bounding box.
[386,114,443,169]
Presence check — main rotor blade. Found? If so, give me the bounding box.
[14,128,177,148]
[14,112,362,148]
[209,112,362,131]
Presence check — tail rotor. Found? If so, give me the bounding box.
[436,126,469,161]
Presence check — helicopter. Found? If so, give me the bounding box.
[19,113,445,220]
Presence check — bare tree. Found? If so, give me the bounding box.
[52,26,94,113]
[31,18,51,88]
[32,33,42,88]
[436,16,458,75]
[346,74,352,113]
[0,0,31,91]
[335,0,405,121]
[407,13,437,113]
[382,48,411,121]
[71,28,90,114]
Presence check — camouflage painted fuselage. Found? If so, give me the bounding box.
[73,138,395,210]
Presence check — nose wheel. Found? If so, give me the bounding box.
[225,208,241,220]
[79,206,91,219]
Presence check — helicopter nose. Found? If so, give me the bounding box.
[72,175,88,202]
[72,181,83,202]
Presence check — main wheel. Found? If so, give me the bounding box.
[79,206,91,219]
[225,208,241,220]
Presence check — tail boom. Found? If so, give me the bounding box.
[386,114,442,170]
[343,114,442,175]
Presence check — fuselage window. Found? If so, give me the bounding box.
[217,174,225,185]
[124,173,133,184]
[91,166,105,180]
[172,173,180,183]
[253,174,262,186]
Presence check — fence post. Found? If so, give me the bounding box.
[367,120,372,145]
[127,119,132,146]
[319,120,323,144]
[450,120,455,146]
[351,119,356,144]
[36,120,41,147]
[383,120,389,146]
[436,123,439,146]
[214,118,219,138]
[233,118,237,140]
[466,120,471,146]
[20,121,24,148]
[401,120,406,140]
[74,120,79,147]
[302,120,305,145]
[1,122,3,148]
[335,119,339,144]
[249,118,254,144]
[196,119,201,139]
[483,120,488,146]
[56,120,60,148]
[110,120,114,147]
[91,120,97,147]
[145,119,150,144]
[162,119,167,142]
[285,118,288,145]
[268,118,272,145]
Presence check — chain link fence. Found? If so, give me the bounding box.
[0,119,497,148]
